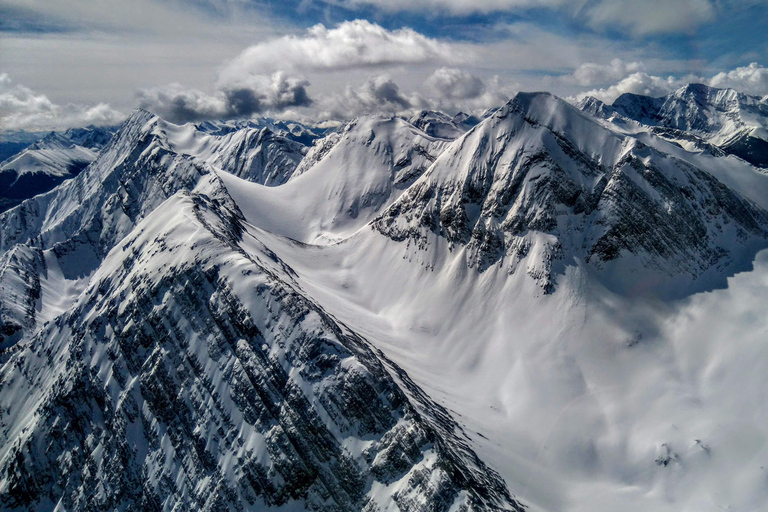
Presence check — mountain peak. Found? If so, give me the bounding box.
[124,107,159,127]
[675,82,713,96]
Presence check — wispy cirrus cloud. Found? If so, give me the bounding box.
[326,0,721,36]
[578,0,716,35]
[328,0,566,15]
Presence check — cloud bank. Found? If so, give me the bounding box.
[426,67,486,100]
[710,63,768,97]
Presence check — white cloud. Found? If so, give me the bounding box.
[424,69,519,112]
[218,20,458,84]
[137,72,312,123]
[0,74,124,131]
[320,75,423,119]
[569,59,645,87]
[709,63,768,97]
[570,61,768,104]
[575,72,683,103]
[426,67,485,100]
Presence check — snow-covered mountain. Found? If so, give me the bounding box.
[581,83,768,168]
[0,131,49,163]
[0,119,313,214]
[3,85,768,511]
[0,128,117,213]
[0,109,520,511]
[408,110,479,140]
[379,92,768,295]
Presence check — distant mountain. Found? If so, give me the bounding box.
[0,131,48,162]
[0,119,316,213]
[581,83,768,168]
[0,128,115,212]
[408,110,480,139]
[195,118,330,146]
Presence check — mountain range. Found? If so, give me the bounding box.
[2,83,768,511]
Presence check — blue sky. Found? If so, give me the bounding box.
[1,0,767,130]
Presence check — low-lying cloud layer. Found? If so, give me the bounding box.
[4,15,768,132]
[320,75,421,119]
[0,74,124,131]
[426,67,486,100]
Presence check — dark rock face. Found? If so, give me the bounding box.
[375,93,768,294]
[0,245,44,351]
[612,93,666,125]
[721,134,768,168]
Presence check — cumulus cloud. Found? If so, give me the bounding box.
[568,59,645,87]
[0,74,124,131]
[316,69,520,120]
[575,72,683,103]
[426,67,486,100]
[218,20,457,83]
[569,61,768,104]
[709,63,768,97]
[137,72,312,123]
[320,75,420,119]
